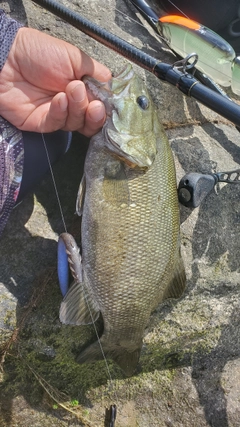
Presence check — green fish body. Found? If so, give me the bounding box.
[60,65,186,376]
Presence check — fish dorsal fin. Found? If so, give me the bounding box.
[163,253,186,300]
[76,173,86,216]
[59,281,100,325]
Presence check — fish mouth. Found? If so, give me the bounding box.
[83,64,134,110]
[83,77,111,105]
[84,64,155,169]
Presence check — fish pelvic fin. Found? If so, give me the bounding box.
[76,339,142,377]
[59,282,100,325]
[163,252,186,300]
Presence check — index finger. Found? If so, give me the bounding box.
[73,48,112,82]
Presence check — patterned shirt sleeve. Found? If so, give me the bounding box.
[0,10,24,236]
[0,9,23,71]
[0,118,24,236]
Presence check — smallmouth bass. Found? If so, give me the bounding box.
[59,64,186,376]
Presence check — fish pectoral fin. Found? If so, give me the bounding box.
[163,253,186,300]
[59,282,99,325]
[77,340,141,377]
[76,173,86,216]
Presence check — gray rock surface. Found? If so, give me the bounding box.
[0,0,240,426]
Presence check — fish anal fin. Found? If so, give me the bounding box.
[77,339,141,377]
[163,254,186,300]
[59,282,99,326]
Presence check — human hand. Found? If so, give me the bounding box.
[0,27,112,136]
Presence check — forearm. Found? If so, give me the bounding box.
[0,9,22,71]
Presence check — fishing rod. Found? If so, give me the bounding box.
[128,0,235,97]
[127,0,240,207]
[129,0,240,96]
[32,0,240,129]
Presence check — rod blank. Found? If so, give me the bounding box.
[32,0,240,128]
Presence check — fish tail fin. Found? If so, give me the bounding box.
[76,341,103,364]
[76,339,141,376]
[113,347,141,376]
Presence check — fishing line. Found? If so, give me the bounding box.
[41,133,68,233]
[116,6,151,29]
[115,4,188,52]
[165,0,189,18]
[42,134,119,414]
[81,284,119,406]
[115,5,177,52]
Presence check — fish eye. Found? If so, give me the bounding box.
[137,95,149,110]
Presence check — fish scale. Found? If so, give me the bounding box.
[60,64,185,375]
